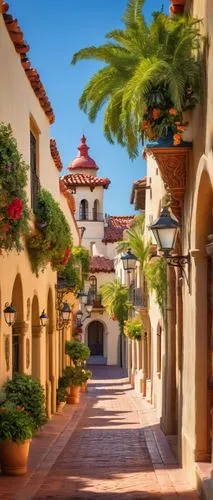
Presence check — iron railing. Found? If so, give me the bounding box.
[77,212,104,222]
[130,287,148,309]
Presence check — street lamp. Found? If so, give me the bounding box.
[39,309,48,327]
[76,301,92,327]
[150,206,190,288]
[4,303,16,327]
[121,248,137,273]
[61,301,72,326]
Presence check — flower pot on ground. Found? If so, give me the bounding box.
[4,373,47,431]
[56,386,67,414]
[63,366,86,404]
[0,405,34,476]
[80,369,92,392]
[65,340,90,367]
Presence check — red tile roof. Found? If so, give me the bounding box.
[50,139,63,172]
[103,216,134,243]
[61,173,111,190]
[90,256,115,273]
[1,3,55,124]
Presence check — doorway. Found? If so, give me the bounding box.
[88,321,104,356]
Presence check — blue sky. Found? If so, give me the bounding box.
[11,0,169,215]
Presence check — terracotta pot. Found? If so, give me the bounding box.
[67,386,80,404]
[56,401,66,414]
[81,382,87,393]
[170,0,185,4]
[0,439,31,476]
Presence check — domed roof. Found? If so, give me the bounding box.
[68,135,99,171]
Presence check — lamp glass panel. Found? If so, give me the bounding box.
[86,304,93,313]
[157,227,178,251]
[62,311,71,322]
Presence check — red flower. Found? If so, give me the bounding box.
[7,197,23,220]
[111,314,117,321]
[60,246,71,266]
[152,108,160,119]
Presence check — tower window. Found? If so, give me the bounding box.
[93,199,99,221]
[79,199,88,220]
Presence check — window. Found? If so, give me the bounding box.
[89,275,97,297]
[93,199,99,221]
[30,131,40,211]
[79,199,88,220]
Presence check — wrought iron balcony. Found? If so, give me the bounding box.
[130,287,148,309]
[77,212,104,222]
[89,294,104,310]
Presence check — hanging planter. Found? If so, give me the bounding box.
[26,188,73,274]
[0,123,30,252]
[124,317,145,341]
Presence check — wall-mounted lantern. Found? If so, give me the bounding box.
[4,303,16,327]
[39,309,49,327]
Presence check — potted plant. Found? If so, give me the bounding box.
[65,340,90,367]
[56,387,67,414]
[124,317,145,341]
[0,404,34,475]
[4,373,47,431]
[81,369,92,393]
[63,366,85,404]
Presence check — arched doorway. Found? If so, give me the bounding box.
[79,199,88,220]
[88,321,104,356]
[11,274,24,375]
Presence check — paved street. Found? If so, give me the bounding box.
[0,367,198,499]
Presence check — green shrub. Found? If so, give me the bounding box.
[56,387,67,403]
[81,369,92,383]
[63,366,86,387]
[4,374,47,430]
[0,405,34,442]
[65,340,90,366]
[124,317,145,340]
[27,188,72,274]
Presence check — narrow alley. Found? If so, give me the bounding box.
[0,367,198,500]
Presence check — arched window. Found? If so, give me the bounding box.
[93,199,99,221]
[89,275,97,298]
[79,199,88,220]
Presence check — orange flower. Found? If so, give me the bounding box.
[173,133,181,145]
[177,125,185,132]
[141,120,150,130]
[169,108,177,116]
[152,108,160,119]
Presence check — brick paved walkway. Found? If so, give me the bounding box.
[0,366,198,499]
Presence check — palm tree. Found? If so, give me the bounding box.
[72,0,201,158]
[100,279,129,331]
[117,214,151,270]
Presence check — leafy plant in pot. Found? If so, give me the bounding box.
[65,340,90,367]
[81,369,92,393]
[63,366,86,404]
[56,387,67,414]
[0,404,34,475]
[124,317,145,341]
[4,373,47,431]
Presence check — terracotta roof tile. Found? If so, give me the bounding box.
[69,136,99,171]
[103,215,134,243]
[50,139,63,172]
[61,173,111,190]
[90,256,115,273]
[2,3,55,124]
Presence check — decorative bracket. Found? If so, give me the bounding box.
[145,146,191,220]
[166,254,190,291]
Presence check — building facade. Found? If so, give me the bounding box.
[0,1,80,417]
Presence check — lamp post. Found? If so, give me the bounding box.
[3,303,16,327]
[150,206,190,289]
[121,249,137,370]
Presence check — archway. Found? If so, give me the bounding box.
[93,199,100,221]
[11,274,24,375]
[193,168,213,461]
[31,295,41,382]
[79,199,88,220]
[88,321,104,356]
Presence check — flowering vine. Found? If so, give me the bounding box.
[0,123,30,252]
